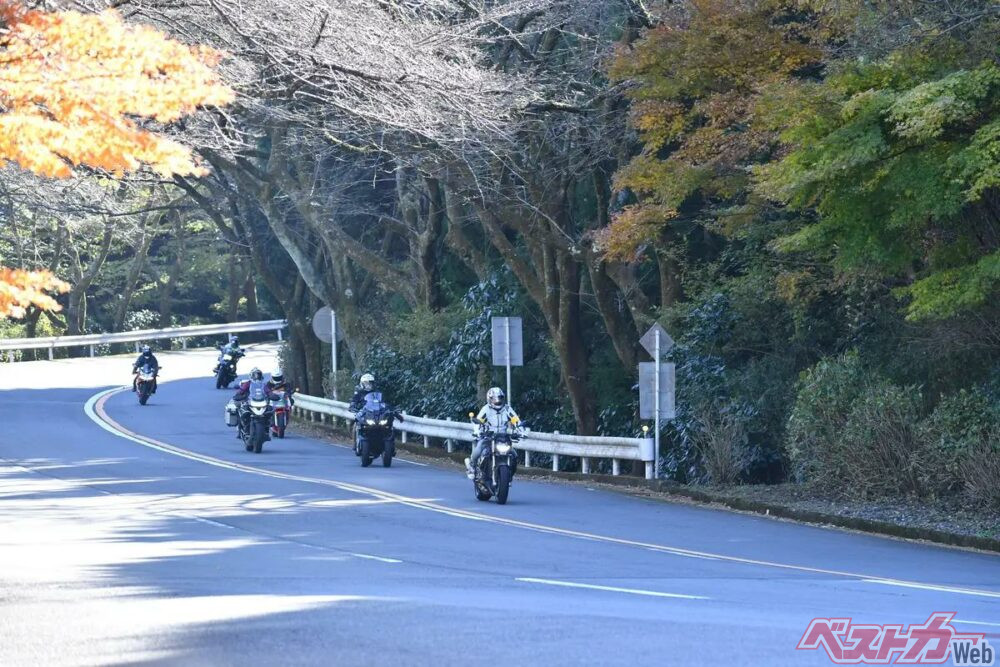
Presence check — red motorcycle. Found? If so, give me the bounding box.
[270,391,292,439]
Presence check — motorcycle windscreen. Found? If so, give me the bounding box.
[363,392,385,412]
[249,380,267,401]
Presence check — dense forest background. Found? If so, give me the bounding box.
[1,0,997,505]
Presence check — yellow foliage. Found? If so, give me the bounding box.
[0,2,233,179]
[0,268,68,318]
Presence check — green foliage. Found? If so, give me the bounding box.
[786,352,937,498]
[359,275,573,434]
[760,56,1000,320]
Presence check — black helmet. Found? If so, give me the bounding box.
[141,345,151,355]
[250,367,263,381]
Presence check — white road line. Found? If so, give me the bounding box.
[516,578,709,600]
[349,552,403,564]
[863,579,1000,599]
[84,387,1000,599]
[954,620,1000,628]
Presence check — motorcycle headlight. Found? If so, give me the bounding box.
[224,354,232,361]
[495,443,512,455]
[378,418,388,426]
[365,419,376,426]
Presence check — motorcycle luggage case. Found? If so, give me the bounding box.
[225,402,238,427]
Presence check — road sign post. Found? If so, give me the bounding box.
[638,323,676,480]
[330,310,338,401]
[313,306,344,401]
[491,317,523,405]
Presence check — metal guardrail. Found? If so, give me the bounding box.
[1,319,287,360]
[293,393,655,479]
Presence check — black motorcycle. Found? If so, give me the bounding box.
[354,392,401,468]
[214,347,244,389]
[469,413,521,505]
[237,381,274,453]
[135,364,158,406]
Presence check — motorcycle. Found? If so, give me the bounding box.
[236,381,273,453]
[270,390,291,439]
[214,347,244,389]
[469,413,521,505]
[135,364,158,406]
[354,392,400,468]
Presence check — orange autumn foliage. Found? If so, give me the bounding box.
[0,2,232,319]
[0,1,233,179]
[0,268,68,318]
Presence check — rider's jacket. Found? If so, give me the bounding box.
[132,353,159,373]
[475,403,520,435]
[232,379,279,403]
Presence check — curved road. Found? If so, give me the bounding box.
[1,347,997,666]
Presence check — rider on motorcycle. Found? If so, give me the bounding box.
[232,368,281,435]
[466,387,521,478]
[131,345,159,393]
[218,335,242,361]
[349,372,378,411]
[266,369,295,406]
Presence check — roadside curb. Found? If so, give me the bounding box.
[300,420,1000,554]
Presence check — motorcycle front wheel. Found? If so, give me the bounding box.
[360,440,372,467]
[251,421,266,453]
[495,465,511,505]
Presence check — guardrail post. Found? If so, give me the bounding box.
[181,338,187,350]
[645,461,654,480]
[423,416,430,448]
[551,432,560,471]
[445,417,454,453]
[89,345,95,357]
[277,328,283,342]
[524,450,531,468]
[400,412,407,444]
[581,457,590,474]
[48,345,53,361]
[134,342,140,353]
[612,459,620,476]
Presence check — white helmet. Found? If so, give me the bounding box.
[360,373,375,391]
[271,369,284,384]
[487,387,505,408]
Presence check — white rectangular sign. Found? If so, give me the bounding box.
[638,362,676,420]
[491,317,523,367]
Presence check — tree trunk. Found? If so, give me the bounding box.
[113,215,155,332]
[227,257,242,322]
[158,214,186,328]
[66,221,114,337]
[244,270,260,321]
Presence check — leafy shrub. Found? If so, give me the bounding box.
[785,351,867,483]
[839,381,930,497]
[787,352,938,497]
[922,387,1000,506]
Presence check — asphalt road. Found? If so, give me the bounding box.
[1,347,997,666]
